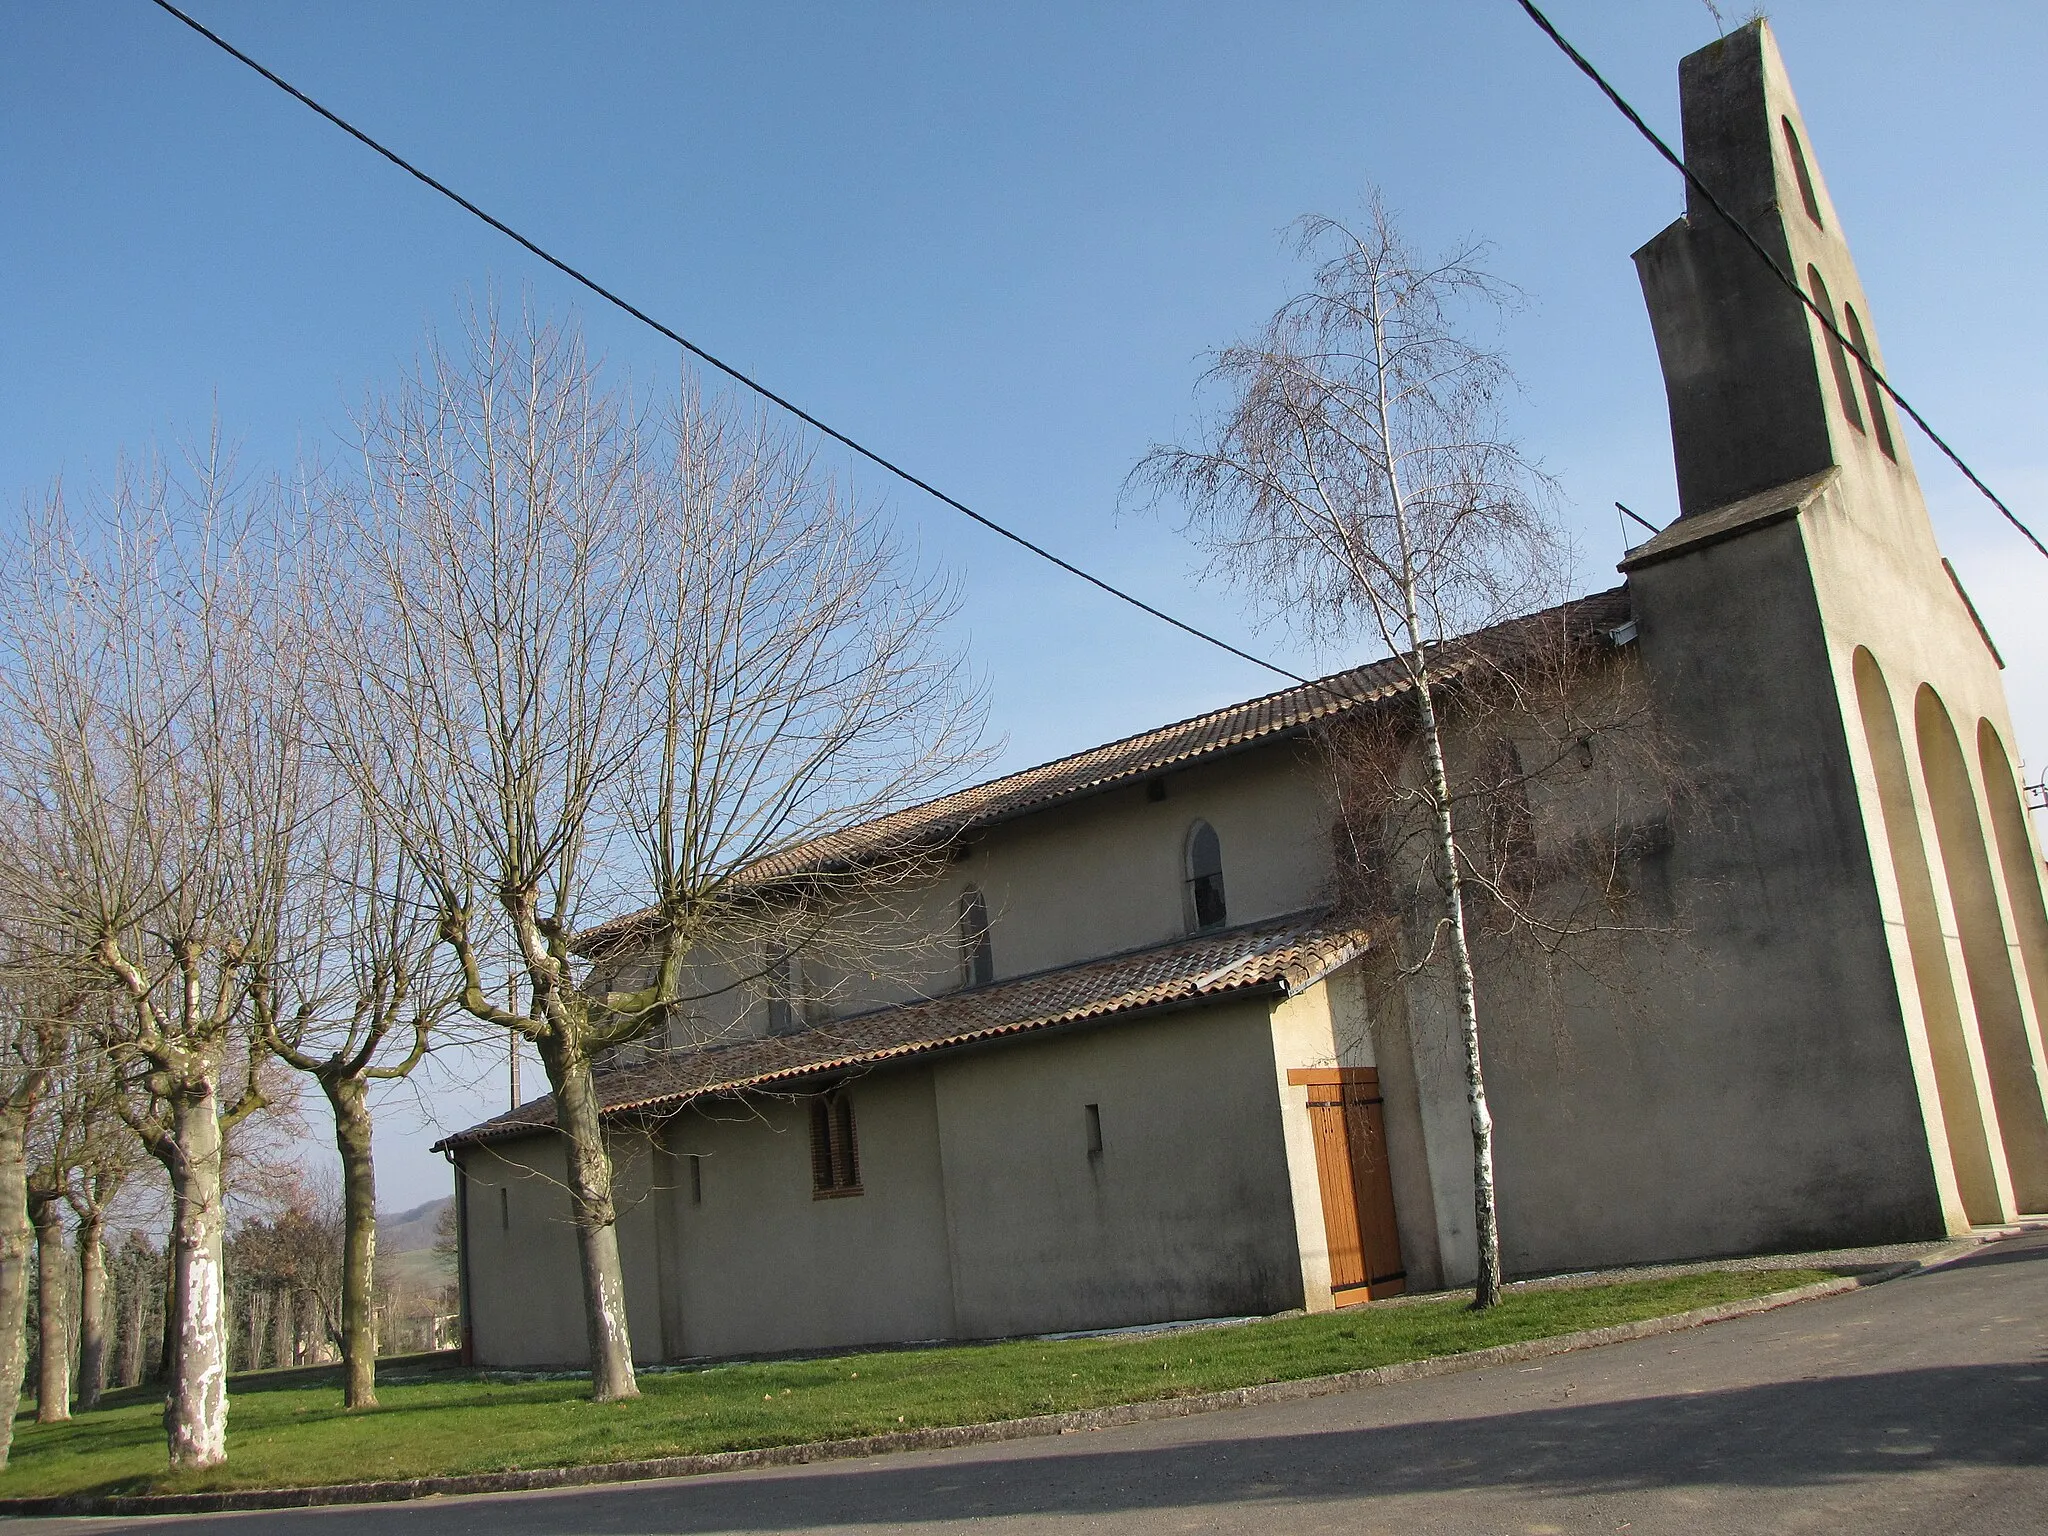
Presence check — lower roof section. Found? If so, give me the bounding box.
[437,909,1369,1151]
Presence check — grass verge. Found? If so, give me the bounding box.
[5,1268,1837,1499]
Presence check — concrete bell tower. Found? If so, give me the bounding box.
[1616,21,2048,1243]
[1633,20,1917,520]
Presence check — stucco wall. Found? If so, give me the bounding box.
[598,735,1336,1057]
[460,993,1322,1366]
[659,1066,958,1358]
[458,1135,598,1369]
[933,996,1306,1338]
[1487,519,1944,1271]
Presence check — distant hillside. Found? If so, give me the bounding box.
[378,1196,452,1256]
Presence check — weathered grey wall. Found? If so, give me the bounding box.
[457,1136,597,1369]
[933,997,1306,1338]
[658,1066,958,1359]
[1486,513,1944,1272]
[459,993,1330,1367]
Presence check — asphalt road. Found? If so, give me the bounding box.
[41,1229,2048,1535]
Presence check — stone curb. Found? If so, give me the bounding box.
[0,1261,1927,1520]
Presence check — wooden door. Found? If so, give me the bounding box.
[1287,1068,1406,1304]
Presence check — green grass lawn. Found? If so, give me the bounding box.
[3,1268,1837,1500]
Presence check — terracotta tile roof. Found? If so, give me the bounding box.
[436,910,1370,1149]
[577,586,1633,954]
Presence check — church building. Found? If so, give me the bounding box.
[439,22,2048,1368]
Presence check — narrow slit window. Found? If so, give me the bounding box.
[499,1187,510,1232]
[1806,267,1864,433]
[958,887,994,988]
[1185,820,1227,932]
[688,1153,703,1206]
[810,1091,861,1198]
[1483,738,1535,873]
[1782,116,1824,228]
[1842,304,1897,461]
[1084,1103,1104,1157]
[765,945,801,1035]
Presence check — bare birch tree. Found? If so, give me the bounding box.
[1135,195,1564,1308]
[0,459,295,1465]
[313,304,981,1400]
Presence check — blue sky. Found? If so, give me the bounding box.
[6,1,2044,1208]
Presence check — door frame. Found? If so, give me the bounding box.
[1287,1067,1407,1305]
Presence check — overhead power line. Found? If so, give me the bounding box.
[143,0,1315,687]
[1512,0,2048,561]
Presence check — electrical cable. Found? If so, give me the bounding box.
[1512,0,2047,560]
[143,0,1317,686]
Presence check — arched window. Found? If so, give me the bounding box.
[958,887,993,988]
[809,1089,861,1198]
[1841,304,1897,461]
[1185,820,1227,932]
[1482,738,1535,880]
[1781,116,1824,228]
[764,944,802,1035]
[1806,266,1865,434]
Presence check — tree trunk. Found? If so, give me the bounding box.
[162,1081,230,1469]
[541,1040,638,1400]
[0,1103,39,1469]
[1412,669,1503,1310]
[244,1286,268,1373]
[117,1265,146,1388]
[271,1286,294,1370]
[75,1211,108,1411]
[156,1213,176,1384]
[325,1074,380,1408]
[31,1195,70,1422]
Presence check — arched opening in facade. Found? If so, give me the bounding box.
[1807,267,1865,434]
[958,886,994,989]
[1917,685,2048,1209]
[1782,115,1825,227]
[1185,820,1226,933]
[1852,651,2001,1220]
[1841,304,1898,462]
[1975,720,2048,1211]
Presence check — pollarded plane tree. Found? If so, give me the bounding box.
[259,799,456,1409]
[23,1008,152,1420]
[1135,194,1567,1309]
[0,961,68,1469]
[314,304,983,1401]
[0,460,297,1468]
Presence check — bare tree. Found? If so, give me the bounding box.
[0,967,62,1466]
[9,993,156,1419]
[65,1034,153,1412]
[109,1227,163,1389]
[1135,195,1564,1308]
[228,1181,345,1371]
[0,457,297,1465]
[261,806,454,1408]
[313,304,981,1400]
